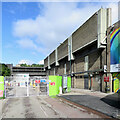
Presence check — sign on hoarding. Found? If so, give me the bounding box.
[104,76,109,82]
[113,73,120,93]
[0,90,3,97]
[110,27,120,72]
[63,76,67,88]
[0,76,4,98]
[40,79,46,83]
[50,82,55,86]
[35,80,40,84]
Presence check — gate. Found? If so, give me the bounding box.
[29,76,48,96]
[5,75,48,98]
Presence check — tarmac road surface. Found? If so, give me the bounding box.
[59,89,120,119]
[1,96,102,118]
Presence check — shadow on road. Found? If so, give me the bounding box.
[101,93,120,109]
[59,94,120,118]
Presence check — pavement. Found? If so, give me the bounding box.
[0,96,101,118]
[58,88,120,119]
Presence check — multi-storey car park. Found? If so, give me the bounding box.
[44,8,120,93]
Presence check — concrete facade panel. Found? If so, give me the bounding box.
[44,57,48,68]
[75,77,84,89]
[88,50,106,71]
[58,39,68,60]
[89,51,100,71]
[72,13,97,52]
[75,57,84,72]
[50,50,55,65]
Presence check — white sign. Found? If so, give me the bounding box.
[104,65,107,72]
[63,76,67,88]
[110,64,120,72]
[5,81,8,84]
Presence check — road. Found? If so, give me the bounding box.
[1,96,101,118]
[59,89,120,119]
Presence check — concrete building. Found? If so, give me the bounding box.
[44,8,114,92]
[6,64,46,77]
[12,66,46,76]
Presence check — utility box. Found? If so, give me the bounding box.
[49,76,62,96]
[67,77,71,92]
[0,76,5,99]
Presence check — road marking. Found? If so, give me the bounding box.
[40,106,48,117]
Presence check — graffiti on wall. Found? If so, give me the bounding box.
[113,73,120,93]
[110,27,120,72]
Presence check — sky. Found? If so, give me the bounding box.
[1,1,119,66]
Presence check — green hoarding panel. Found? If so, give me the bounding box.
[67,77,71,92]
[0,76,5,99]
[113,73,120,93]
[49,76,62,96]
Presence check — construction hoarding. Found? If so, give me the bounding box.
[49,76,62,96]
[0,76,5,99]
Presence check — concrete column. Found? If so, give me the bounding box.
[48,56,51,69]
[64,63,66,75]
[84,56,89,71]
[68,35,74,61]
[107,8,112,28]
[97,8,111,48]
[54,68,55,75]
[55,48,59,66]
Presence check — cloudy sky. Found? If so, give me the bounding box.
[2,1,118,65]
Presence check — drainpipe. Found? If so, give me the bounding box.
[105,31,108,93]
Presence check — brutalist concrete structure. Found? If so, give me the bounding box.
[44,8,113,92]
[6,64,46,77]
